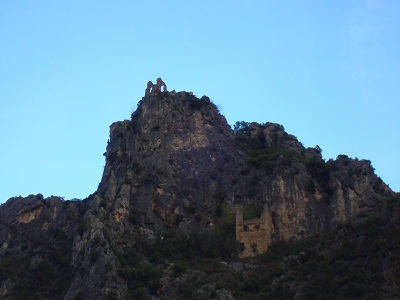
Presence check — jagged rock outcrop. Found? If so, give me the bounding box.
[0,195,81,299]
[232,122,392,246]
[0,82,394,299]
[97,94,391,256]
[98,91,240,232]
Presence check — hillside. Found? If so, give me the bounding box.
[0,81,397,299]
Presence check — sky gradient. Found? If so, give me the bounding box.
[1,1,399,203]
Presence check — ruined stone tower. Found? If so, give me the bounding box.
[236,205,274,258]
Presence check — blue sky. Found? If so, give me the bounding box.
[1,1,399,203]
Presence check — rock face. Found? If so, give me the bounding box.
[0,195,81,298]
[231,122,392,251]
[98,91,240,232]
[0,82,394,299]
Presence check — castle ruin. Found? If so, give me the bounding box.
[145,78,168,95]
[236,205,274,258]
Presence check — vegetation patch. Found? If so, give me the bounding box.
[0,229,74,299]
[233,121,305,171]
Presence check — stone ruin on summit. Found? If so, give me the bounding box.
[145,78,168,95]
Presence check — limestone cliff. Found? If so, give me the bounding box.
[97,91,391,256]
[98,91,240,231]
[0,82,394,299]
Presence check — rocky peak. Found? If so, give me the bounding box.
[97,81,393,238]
[98,85,240,231]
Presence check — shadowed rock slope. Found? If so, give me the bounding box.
[0,89,395,299]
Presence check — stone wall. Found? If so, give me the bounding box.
[236,205,274,258]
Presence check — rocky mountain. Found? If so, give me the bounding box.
[0,81,397,299]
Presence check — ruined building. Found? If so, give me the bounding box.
[145,77,167,95]
[236,205,274,258]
